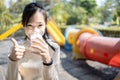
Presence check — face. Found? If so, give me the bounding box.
[24,10,46,39]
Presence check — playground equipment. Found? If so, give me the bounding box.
[0,19,65,46]
[47,20,65,46]
[0,23,22,40]
[64,26,78,50]
[65,27,120,68]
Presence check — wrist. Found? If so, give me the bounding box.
[9,56,17,61]
[42,57,51,64]
[42,54,51,63]
[43,58,53,66]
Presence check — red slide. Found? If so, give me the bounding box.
[76,28,120,68]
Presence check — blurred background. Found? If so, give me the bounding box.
[0,1,120,80]
[0,0,120,37]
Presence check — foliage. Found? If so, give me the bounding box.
[50,0,97,25]
[0,1,14,34]
[97,0,120,25]
[1,0,120,35]
[66,7,87,25]
[50,2,69,25]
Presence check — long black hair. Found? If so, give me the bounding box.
[22,2,55,51]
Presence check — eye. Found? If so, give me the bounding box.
[26,24,33,29]
[38,24,42,28]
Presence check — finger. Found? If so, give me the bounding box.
[16,55,23,59]
[11,38,18,46]
[15,45,25,49]
[31,40,45,48]
[36,37,46,44]
[31,46,45,56]
[31,45,46,53]
[15,48,25,52]
[16,52,25,56]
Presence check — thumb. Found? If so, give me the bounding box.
[11,38,18,46]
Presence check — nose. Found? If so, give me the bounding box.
[33,27,40,33]
[32,27,42,35]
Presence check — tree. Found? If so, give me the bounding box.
[0,1,13,26]
[8,0,30,23]
[69,0,97,16]
[98,0,120,25]
[66,6,87,25]
[50,2,69,25]
[63,0,97,25]
[0,1,14,34]
[9,0,30,14]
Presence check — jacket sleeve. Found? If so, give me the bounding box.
[43,39,60,80]
[6,58,22,80]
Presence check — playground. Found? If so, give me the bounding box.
[0,37,120,80]
[0,0,120,80]
[0,19,120,80]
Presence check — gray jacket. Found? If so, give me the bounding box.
[6,39,60,80]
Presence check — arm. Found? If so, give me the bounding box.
[6,58,22,80]
[43,64,59,80]
[43,40,60,80]
[6,38,25,80]
[31,37,60,80]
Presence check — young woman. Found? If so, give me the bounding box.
[6,2,60,80]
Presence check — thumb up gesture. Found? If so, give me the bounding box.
[9,38,25,61]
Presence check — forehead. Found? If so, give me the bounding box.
[28,10,45,23]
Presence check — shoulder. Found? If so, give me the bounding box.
[46,39,60,50]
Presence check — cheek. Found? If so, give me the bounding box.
[41,26,46,35]
[25,28,31,38]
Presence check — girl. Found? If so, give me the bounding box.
[6,2,60,80]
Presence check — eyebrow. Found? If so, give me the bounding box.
[27,22,43,26]
[27,24,33,26]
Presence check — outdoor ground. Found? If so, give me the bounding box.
[0,38,120,80]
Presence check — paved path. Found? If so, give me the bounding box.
[0,39,120,80]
